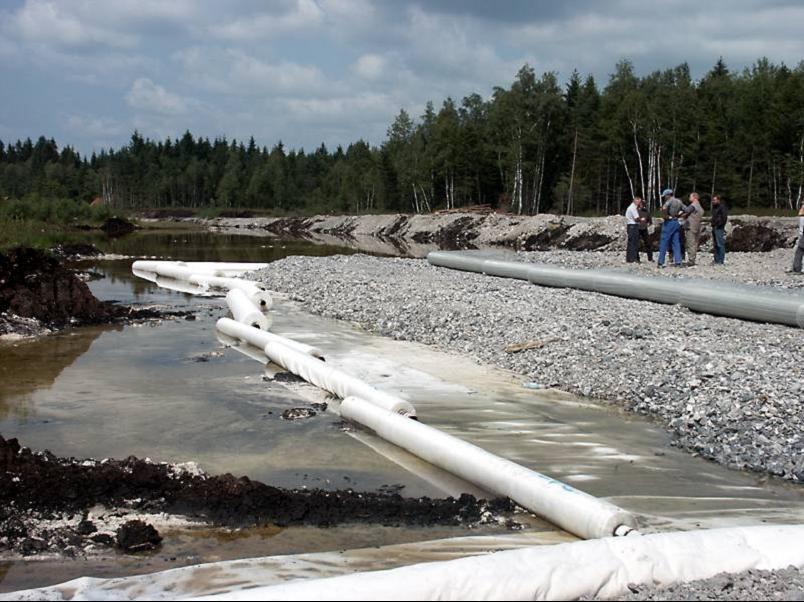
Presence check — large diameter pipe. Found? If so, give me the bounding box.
[216,319,416,418]
[194,525,804,601]
[339,396,637,540]
[216,317,325,359]
[427,251,804,328]
[226,289,272,330]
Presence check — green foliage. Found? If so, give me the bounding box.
[2,57,804,217]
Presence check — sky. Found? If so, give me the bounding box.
[1,0,803,156]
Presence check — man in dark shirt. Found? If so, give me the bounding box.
[710,194,728,265]
[637,197,653,262]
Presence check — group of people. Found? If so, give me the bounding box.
[624,189,730,268]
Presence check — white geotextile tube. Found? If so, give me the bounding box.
[340,397,635,540]
[189,274,273,308]
[226,289,272,330]
[132,260,268,276]
[132,260,272,307]
[216,317,325,360]
[216,318,416,417]
[187,525,804,602]
[427,251,804,328]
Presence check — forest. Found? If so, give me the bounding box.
[1,57,803,217]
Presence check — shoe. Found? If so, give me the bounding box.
[785,269,802,274]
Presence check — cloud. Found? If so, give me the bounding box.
[174,47,325,97]
[352,54,386,80]
[65,114,126,138]
[126,78,190,115]
[9,1,138,49]
[210,0,324,41]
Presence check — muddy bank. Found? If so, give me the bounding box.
[0,435,515,558]
[0,247,190,338]
[194,212,801,256]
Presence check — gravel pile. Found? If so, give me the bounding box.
[250,252,804,482]
[605,566,804,600]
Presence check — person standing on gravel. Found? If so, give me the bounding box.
[657,188,683,268]
[638,197,653,262]
[710,194,728,265]
[788,204,804,274]
[624,197,641,263]
[682,192,704,266]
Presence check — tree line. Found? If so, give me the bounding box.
[1,57,803,216]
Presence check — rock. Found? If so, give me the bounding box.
[281,408,317,420]
[116,520,162,552]
[76,519,97,535]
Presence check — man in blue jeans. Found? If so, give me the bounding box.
[657,188,683,268]
[710,194,728,265]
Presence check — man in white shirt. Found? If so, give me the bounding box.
[624,196,641,263]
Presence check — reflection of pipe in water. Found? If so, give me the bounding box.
[346,429,490,500]
[216,318,415,417]
[340,396,638,541]
[427,251,804,328]
[154,276,210,296]
[216,332,270,365]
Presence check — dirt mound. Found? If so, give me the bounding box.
[0,435,515,556]
[0,247,191,331]
[727,220,789,252]
[100,217,136,236]
[0,247,122,326]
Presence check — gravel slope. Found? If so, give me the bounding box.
[604,566,804,601]
[250,252,804,482]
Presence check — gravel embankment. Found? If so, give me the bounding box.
[603,566,804,601]
[250,252,804,482]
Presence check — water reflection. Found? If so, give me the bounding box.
[0,327,109,421]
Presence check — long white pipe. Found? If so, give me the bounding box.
[188,525,804,601]
[427,251,804,328]
[216,317,325,360]
[216,318,416,417]
[132,260,272,306]
[226,289,271,330]
[340,396,636,540]
[132,260,268,276]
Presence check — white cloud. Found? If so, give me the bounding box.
[9,0,138,49]
[174,47,325,96]
[352,54,386,80]
[65,114,126,138]
[210,0,325,41]
[126,78,190,115]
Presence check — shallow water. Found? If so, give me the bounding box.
[1,229,803,594]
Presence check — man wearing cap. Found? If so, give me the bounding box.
[657,188,683,268]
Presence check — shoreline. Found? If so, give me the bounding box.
[192,211,802,256]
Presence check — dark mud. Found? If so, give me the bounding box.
[99,217,136,237]
[0,247,191,336]
[0,435,516,557]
